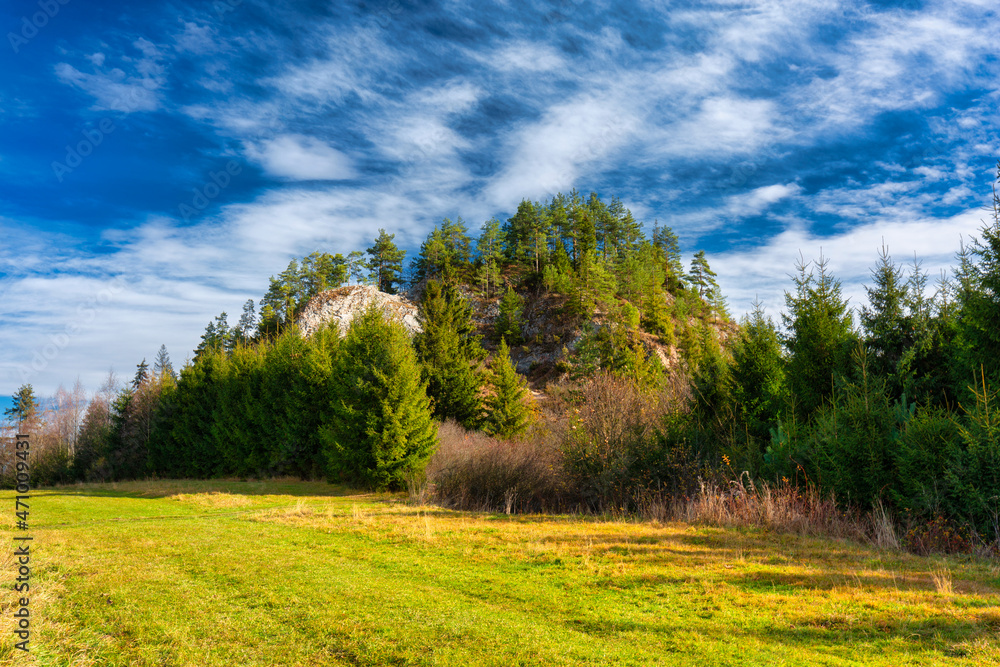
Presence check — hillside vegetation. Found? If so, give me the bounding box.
[7,173,1000,556]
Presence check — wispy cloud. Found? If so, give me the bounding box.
[247,134,356,181]
[55,38,166,113]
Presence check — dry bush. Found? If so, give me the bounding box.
[638,475,867,541]
[427,419,568,513]
[560,372,703,511]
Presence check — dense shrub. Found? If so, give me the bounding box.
[803,356,900,509]
[560,372,704,511]
[891,406,959,516]
[945,376,1000,541]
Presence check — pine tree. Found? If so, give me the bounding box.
[476,218,504,297]
[503,199,539,266]
[235,299,257,343]
[571,250,617,319]
[196,312,232,357]
[572,199,597,264]
[258,260,304,333]
[483,338,533,439]
[301,251,347,296]
[495,285,524,343]
[652,222,684,292]
[412,226,450,284]
[439,217,472,266]
[4,384,37,431]
[596,193,620,257]
[414,279,485,429]
[366,229,406,294]
[347,250,366,285]
[322,305,437,489]
[688,250,719,300]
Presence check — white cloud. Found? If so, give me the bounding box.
[669,183,801,234]
[486,42,565,72]
[714,207,984,323]
[173,22,217,54]
[246,134,356,181]
[487,94,640,205]
[667,97,780,156]
[54,39,166,113]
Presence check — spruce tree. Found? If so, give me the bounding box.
[956,164,1000,389]
[132,359,150,389]
[322,305,437,489]
[153,344,175,381]
[196,312,233,357]
[782,252,857,417]
[483,338,533,439]
[860,244,908,395]
[414,279,485,429]
[729,299,786,443]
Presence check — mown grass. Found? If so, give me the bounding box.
[2,479,999,666]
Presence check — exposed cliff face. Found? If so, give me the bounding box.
[296,283,737,387]
[295,285,421,337]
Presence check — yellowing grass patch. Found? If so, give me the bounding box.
[1,480,999,666]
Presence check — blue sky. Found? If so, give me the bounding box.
[1,0,998,401]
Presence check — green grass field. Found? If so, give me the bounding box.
[2,480,999,666]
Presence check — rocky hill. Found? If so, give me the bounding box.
[295,285,421,337]
[297,283,737,388]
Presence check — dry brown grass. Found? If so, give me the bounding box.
[932,567,954,595]
[635,475,867,541]
[167,491,255,509]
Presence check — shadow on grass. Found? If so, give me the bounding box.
[20,478,379,500]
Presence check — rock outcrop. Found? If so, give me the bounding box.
[295,285,421,337]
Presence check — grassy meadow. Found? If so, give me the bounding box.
[1,479,999,666]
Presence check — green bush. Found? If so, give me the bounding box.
[945,376,1000,539]
[891,405,959,516]
[803,361,900,509]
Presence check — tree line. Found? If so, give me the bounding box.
[6,173,1000,549]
